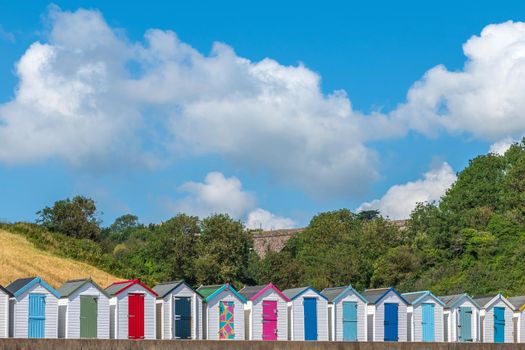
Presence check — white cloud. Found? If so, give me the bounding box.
[0,6,402,196]
[357,162,457,219]
[172,171,295,229]
[394,21,525,141]
[489,137,518,155]
[3,7,525,198]
[245,208,296,230]
[174,172,256,219]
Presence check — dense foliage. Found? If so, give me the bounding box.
[4,140,525,295]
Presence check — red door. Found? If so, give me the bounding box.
[128,293,145,339]
[262,300,278,340]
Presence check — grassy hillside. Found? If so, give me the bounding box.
[0,228,119,288]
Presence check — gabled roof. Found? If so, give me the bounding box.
[105,279,158,297]
[473,294,514,310]
[508,296,525,312]
[58,278,109,298]
[438,293,481,309]
[282,286,328,301]
[362,287,408,305]
[152,280,201,299]
[239,283,290,302]
[6,277,60,298]
[196,283,246,303]
[0,285,12,297]
[402,291,445,307]
[321,285,367,304]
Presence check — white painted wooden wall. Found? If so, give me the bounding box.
[111,284,156,340]
[331,290,367,341]
[373,291,407,342]
[446,297,479,342]
[0,290,8,338]
[246,288,288,341]
[204,289,245,340]
[60,283,110,339]
[481,299,514,343]
[288,290,328,341]
[10,283,58,339]
[159,284,202,340]
[409,296,444,342]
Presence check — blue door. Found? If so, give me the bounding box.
[459,307,472,342]
[384,303,398,341]
[29,294,46,338]
[494,307,505,343]
[303,298,317,341]
[421,303,435,342]
[342,301,358,341]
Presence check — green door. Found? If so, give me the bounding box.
[80,296,98,339]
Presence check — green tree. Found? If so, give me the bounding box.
[36,196,101,240]
[194,214,252,287]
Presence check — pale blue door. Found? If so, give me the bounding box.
[342,301,357,341]
[421,303,435,342]
[459,307,472,342]
[29,294,46,338]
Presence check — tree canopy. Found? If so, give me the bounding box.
[18,138,525,295]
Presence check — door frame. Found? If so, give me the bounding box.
[173,296,192,339]
[383,303,399,342]
[342,301,358,341]
[80,295,98,339]
[421,303,435,342]
[219,300,235,340]
[493,306,505,343]
[28,293,46,339]
[458,307,472,342]
[128,293,145,340]
[262,299,278,341]
[303,297,318,341]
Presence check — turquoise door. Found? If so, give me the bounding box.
[459,307,472,342]
[29,294,46,338]
[421,303,435,342]
[342,301,357,341]
[494,307,505,343]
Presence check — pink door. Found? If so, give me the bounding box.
[262,300,278,340]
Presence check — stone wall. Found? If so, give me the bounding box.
[252,228,304,257]
[252,220,407,258]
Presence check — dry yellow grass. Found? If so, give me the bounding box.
[0,229,119,289]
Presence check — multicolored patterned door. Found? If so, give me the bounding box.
[219,301,235,340]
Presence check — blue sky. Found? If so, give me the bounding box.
[1,1,525,228]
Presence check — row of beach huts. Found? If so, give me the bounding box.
[0,276,524,343]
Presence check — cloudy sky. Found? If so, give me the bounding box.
[1,0,524,229]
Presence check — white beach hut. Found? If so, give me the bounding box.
[321,285,368,342]
[152,280,203,340]
[197,284,246,340]
[362,287,409,342]
[105,279,158,340]
[282,286,329,341]
[439,293,481,342]
[402,290,445,342]
[239,283,290,341]
[6,277,60,339]
[474,294,514,343]
[57,278,110,339]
